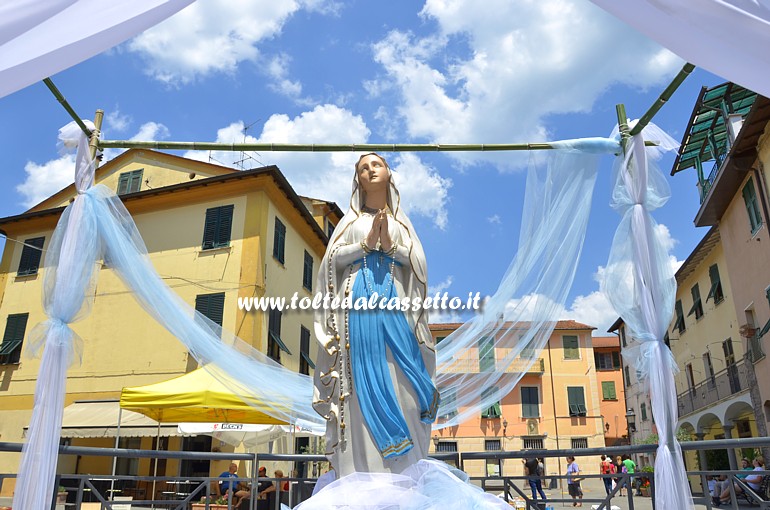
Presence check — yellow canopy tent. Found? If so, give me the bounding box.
[120,366,287,425]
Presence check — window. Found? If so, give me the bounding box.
[273,217,286,264]
[686,363,695,395]
[523,437,544,449]
[601,381,617,401]
[479,336,495,372]
[303,250,313,291]
[481,386,501,419]
[521,386,540,418]
[664,332,671,349]
[673,300,686,334]
[567,386,587,417]
[17,237,44,276]
[743,178,763,234]
[620,326,627,347]
[0,313,28,364]
[571,438,589,449]
[435,441,458,453]
[325,218,335,239]
[485,439,501,451]
[688,284,703,320]
[595,352,621,370]
[438,389,458,419]
[436,336,447,344]
[117,169,143,195]
[624,365,631,387]
[299,326,314,375]
[201,205,234,250]
[195,293,225,328]
[267,308,291,363]
[641,402,648,421]
[707,264,724,304]
[563,335,579,360]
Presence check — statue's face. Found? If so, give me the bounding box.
[356,154,389,193]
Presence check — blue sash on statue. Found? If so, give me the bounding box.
[349,251,439,458]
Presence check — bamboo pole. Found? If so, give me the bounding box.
[89,109,104,165]
[96,140,657,152]
[43,78,92,137]
[629,62,695,137]
[616,103,630,154]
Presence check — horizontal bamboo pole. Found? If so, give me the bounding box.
[98,140,658,152]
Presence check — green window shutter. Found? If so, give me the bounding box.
[1,313,29,364]
[641,402,648,421]
[521,387,539,418]
[673,300,685,333]
[195,293,225,327]
[563,335,579,359]
[299,326,314,374]
[687,284,703,319]
[481,386,501,419]
[201,205,234,250]
[567,386,586,416]
[479,336,495,372]
[624,366,631,386]
[118,173,130,195]
[439,389,458,419]
[612,351,621,368]
[743,178,763,233]
[117,169,143,195]
[273,218,286,264]
[17,237,45,276]
[303,251,313,291]
[707,264,724,303]
[601,381,616,400]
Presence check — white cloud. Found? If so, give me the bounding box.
[487,214,501,224]
[655,223,677,253]
[16,155,76,208]
[265,53,309,105]
[370,0,682,170]
[127,0,337,86]
[105,108,131,133]
[429,275,454,295]
[183,105,452,227]
[131,122,170,142]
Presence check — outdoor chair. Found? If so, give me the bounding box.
[737,475,770,506]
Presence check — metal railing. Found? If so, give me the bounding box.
[3,437,770,509]
[677,359,749,416]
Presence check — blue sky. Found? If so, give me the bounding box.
[0,0,725,334]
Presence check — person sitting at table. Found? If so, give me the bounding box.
[233,466,272,508]
[720,456,765,504]
[259,470,288,500]
[217,462,240,500]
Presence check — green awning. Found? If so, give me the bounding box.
[300,351,315,370]
[0,339,22,356]
[482,402,501,419]
[269,331,292,355]
[759,318,770,338]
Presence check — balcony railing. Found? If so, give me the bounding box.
[677,359,749,416]
[699,137,730,203]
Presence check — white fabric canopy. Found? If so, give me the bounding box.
[26,401,181,438]
[0,0,194,99]
[177,423,322,448]
[589,0,770,98]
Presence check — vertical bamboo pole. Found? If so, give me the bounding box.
[89,109,104,168]
[615,104,630,154]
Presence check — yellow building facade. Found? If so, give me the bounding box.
[428,321,606,479]
[0,150,340,497]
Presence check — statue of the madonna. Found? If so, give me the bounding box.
[313,153,439,476]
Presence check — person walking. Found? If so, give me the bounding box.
[524,457,547,503]
[599,454,616,495]
[566,456,583,507]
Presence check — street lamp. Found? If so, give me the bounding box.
[502,418,508,438]
[625,408,636,443]
[433,434,440,451]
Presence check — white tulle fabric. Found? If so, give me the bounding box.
[434,138,618,427]
[294,458,510,510]
[13,121,100,510]
[601,121,693,510]
[0,0,194,98]
[589,0,770,98]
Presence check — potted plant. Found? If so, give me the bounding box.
[56,486,68,504]
[191,495,230,509]
[639,465,654,497]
